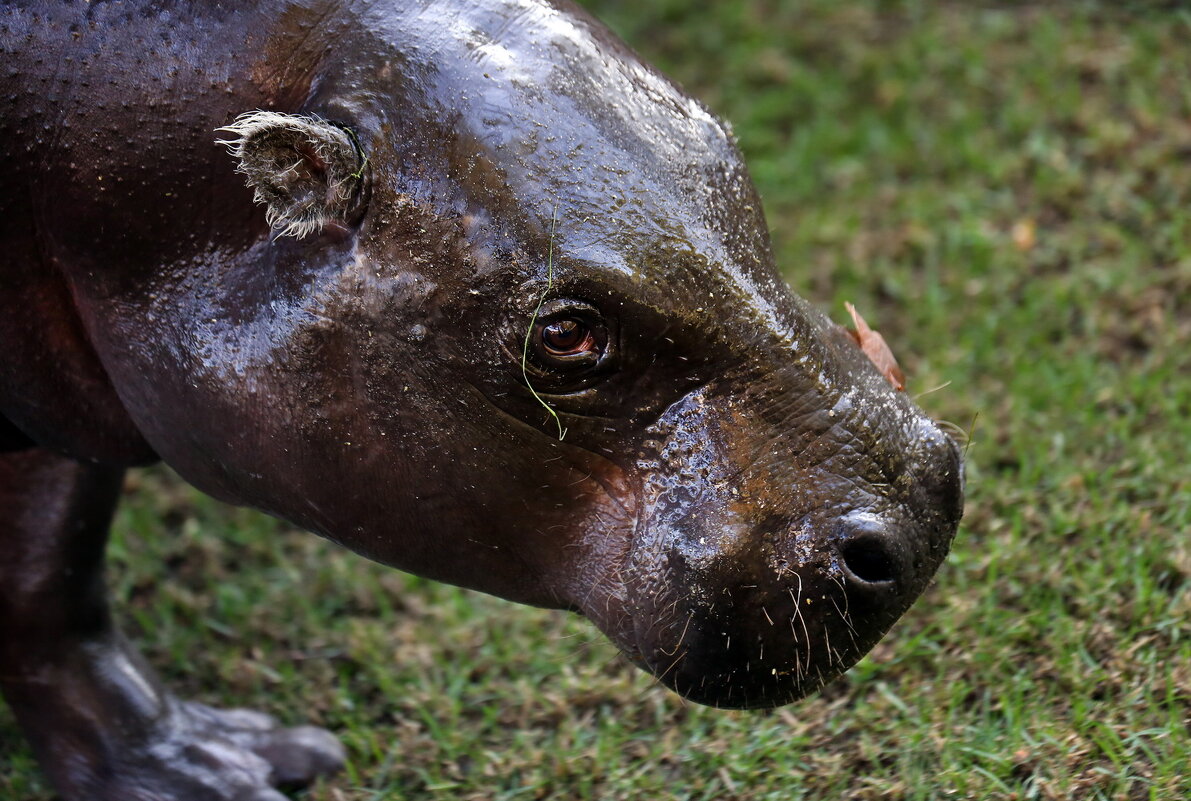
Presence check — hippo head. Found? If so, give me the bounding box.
[186,1,963,709]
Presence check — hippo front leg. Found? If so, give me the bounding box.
[0,448,345,801]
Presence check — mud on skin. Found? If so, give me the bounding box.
[0,0,963,798]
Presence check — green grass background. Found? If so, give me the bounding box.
[2,1,1188,799]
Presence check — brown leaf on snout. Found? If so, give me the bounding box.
[843,302,906,391]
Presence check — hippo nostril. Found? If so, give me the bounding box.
[839,536,898,585]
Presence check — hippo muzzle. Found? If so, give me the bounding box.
[577,326,965,708]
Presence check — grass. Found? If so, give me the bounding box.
[2,2,1189,799]
[521,207,567,440]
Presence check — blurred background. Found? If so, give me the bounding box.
[2,2,1187,799]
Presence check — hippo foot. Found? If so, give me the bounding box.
[3,650,345,801]
[156,701,348,797]
[73,699,345,801]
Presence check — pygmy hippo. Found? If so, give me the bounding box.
[0,1,964,798]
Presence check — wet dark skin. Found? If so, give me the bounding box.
[0,1,963,798]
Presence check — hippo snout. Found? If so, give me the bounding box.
[594,387,964,710]
[621,521,937,708]
[623,517,956,708]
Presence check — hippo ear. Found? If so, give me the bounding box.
[217,111,367,238]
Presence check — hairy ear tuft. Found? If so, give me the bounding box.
[217,111,367,238]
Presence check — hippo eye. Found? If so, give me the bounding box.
[541,319,597,357]
[531,311,605,371]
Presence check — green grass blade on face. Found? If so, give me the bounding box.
[521,208,567,441]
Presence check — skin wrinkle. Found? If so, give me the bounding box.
[458,377,635,520]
